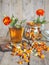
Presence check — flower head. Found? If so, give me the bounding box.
[3,16,11,25]
[36,9,45,16]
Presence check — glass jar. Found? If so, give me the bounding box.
[24,23,42,41]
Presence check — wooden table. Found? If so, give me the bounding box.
[0,35,49,65]
[0,51,49,65]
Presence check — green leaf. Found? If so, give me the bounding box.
[10,16,18,27]
[20,19,26,25]
[41,17,46,24]
[41,20,46,24]
[11,15,14,21]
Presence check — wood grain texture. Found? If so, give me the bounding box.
[0,0,49,37]
[0,51,49,65]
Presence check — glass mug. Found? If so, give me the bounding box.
[9,27,24,43]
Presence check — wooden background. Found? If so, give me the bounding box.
[0,0,49,37]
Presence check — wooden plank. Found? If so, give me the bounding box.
[30,53,45,65]
[0,51,49,65]
[0,52,27,65]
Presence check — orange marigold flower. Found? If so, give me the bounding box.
[36,9,45,16]
[3,16,11,25]
[47,47,49,51]
[40,54,45,59]
[17,61,23,64]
